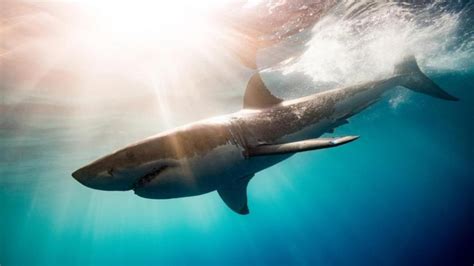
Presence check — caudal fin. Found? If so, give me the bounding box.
[394,55,458,101]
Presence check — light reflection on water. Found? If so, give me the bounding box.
[1,0,473,265]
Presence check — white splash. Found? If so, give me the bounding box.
[278,1,473,88]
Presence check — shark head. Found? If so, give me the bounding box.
[72,122,238,197]
[71,133,176,192]
[72,142,192,199]
[72,149,143,191]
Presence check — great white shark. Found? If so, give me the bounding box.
[72,56,458,214]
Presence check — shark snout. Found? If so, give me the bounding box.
[71,166,103,189]
[72,164,134,191]
[72,167,87,183]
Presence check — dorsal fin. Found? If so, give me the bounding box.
[243,73,283,109]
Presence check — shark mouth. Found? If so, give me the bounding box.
[132,165,168,190]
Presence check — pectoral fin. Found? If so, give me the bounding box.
[218,175,253,215]
[248,136,359,157]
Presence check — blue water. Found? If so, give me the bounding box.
[1,1,474,266]
[2,74,473,265]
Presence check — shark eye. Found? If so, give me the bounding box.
[107,168,114,176]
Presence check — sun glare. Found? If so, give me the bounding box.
[77,0,230,43]
[2,0,250,128]
[61,0,244,86]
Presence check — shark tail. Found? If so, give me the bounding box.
[394,55,458,101]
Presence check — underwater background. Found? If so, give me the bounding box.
[1,1,473,265]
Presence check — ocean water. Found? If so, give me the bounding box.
[1,1,473,265]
